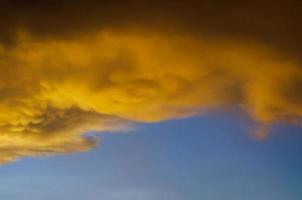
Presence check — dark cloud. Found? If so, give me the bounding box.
[0,0,301,55]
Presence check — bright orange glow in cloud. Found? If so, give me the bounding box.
[0,29,301,163]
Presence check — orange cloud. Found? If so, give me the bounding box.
[0,29,301,163]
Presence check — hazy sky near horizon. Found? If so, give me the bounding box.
[0,1,302,199]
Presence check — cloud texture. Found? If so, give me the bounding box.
[0,0,302,163]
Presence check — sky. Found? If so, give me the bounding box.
[0,0,302,199]
[0,111,302,200]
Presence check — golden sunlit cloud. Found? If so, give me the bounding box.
[0,28,301,163]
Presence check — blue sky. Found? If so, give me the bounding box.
[1,110,301,200]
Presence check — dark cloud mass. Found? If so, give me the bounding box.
[1,0,301,52]
[0,0,302,163]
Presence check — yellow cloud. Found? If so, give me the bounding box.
[0,29,301,163]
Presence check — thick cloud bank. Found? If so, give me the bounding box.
[0,0,301,163]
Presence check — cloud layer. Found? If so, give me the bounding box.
[0,1,302,163]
